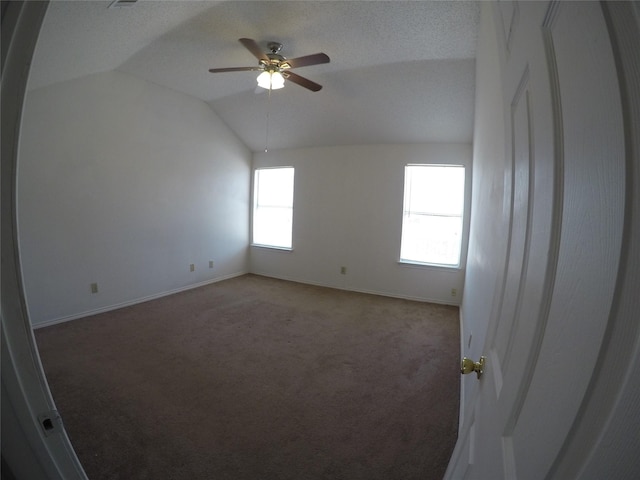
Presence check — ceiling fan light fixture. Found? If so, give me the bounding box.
[257,70,285,90]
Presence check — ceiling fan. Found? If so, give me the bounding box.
[209,38,330,92]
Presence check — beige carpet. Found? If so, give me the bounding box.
[35,274,460,479]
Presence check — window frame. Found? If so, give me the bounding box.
[399,163,466,269]
[251,166,295,250]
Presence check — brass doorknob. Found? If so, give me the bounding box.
[461,356,485,379]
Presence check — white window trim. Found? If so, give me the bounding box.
[399,163,466,269]
[251,166,295,250]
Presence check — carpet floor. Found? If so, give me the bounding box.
[35,274,460,480]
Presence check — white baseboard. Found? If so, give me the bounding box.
[34,270,460,329]
[249,271,461,307]
[33,271,248,329]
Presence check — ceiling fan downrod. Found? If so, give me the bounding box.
[267,42,283,54]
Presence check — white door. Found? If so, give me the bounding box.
[446,2,625,479]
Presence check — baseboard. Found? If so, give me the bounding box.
[249,271,461,307]
[35,270,460,330]
[32,271,248,329]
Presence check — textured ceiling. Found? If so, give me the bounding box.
[29,0,479,152]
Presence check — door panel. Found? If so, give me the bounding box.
[492,67,532,383]
[446,2,625,479]
[506,4,624,475]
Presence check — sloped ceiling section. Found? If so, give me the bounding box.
[29,1,479,152]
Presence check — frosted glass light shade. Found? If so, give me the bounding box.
[271,71,285,89]
[257,71,285,90]
[256,71,270,88]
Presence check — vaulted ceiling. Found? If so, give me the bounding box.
[28,0,479,152]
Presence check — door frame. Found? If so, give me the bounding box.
[2,2,86,479]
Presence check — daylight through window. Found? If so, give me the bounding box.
[400,164,465,267]
[252,167,294,249]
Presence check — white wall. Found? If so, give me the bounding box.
[251,143,472,304]
[18,71,251,326]
[458,3,507,419]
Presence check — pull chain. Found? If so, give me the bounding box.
[264,85,272,153]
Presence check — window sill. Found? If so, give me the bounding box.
[251,244,294,252]
[398,259,462,271]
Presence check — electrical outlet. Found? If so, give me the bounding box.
[451,288,457,297]
[340,266,347,275]
[209,260,214,269]
[90,283,98,294]
[190,264,195,272]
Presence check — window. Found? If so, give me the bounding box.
[252,167,294,249]
[400,164,465,267]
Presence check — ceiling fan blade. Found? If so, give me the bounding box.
[284,71,323,92]
[239,38,269,62]
[209,66,262,73]
[285,52,330,69]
